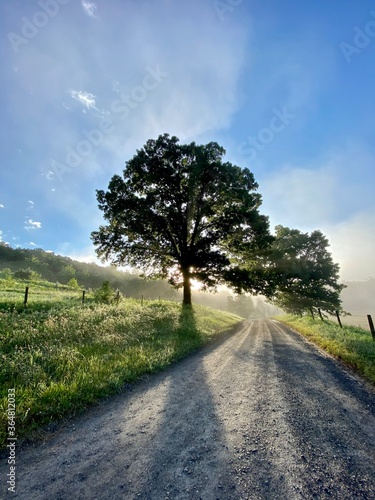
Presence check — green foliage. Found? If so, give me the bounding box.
[14,268,41,280]
[66,278,80,289]
[264,226,345,315]
[278,315,375,385]
[0,299,242,448]
[226,294,255,318]
[94,281,115,303]
[0,268,13,279]
[57,264,76,284]
[91,133,272,305]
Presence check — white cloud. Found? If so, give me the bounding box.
[0,204,4,208]
[29,242,37,247]
[261,143,375,232]
[323,211,375,282]
[69,90,97,110]
[27,200,34,209]
[25,219,42,231]
[82,1,97,18]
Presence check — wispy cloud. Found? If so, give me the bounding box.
[0,204,4,209]
[25,219,42,231]
[27,200,34,209]
[82,1,97,18]
[69,90,97,110]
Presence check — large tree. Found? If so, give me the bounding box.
[91,134,272,305]
[264,226,345,315]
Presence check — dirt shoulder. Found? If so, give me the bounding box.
[1,320,375,499]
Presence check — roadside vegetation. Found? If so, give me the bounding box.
[277,315,375,385]
[0,288,242,450]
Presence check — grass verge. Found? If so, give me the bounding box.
[0,299,242,449]
[277,315,375,386]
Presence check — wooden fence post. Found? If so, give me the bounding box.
[24,286,29,306]
[141,294,144,306]
[116,290,120,305]
[82,290,86,305]
[318,308,324,321]
[336,310,343,328]
[367,315,375,340]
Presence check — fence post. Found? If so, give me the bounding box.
[336,310,343,328]
[141,294,144,306]
[116,290,120,305]
[367,315,375,340]
[24,286,29,306]
[318,308,324,321]
[82,290,86,305]
[310,307,315,320]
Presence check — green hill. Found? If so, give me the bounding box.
[0,243,180,300]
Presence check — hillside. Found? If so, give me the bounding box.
[0,243,180,299]
[0,243,271,318]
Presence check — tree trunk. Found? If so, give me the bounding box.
[182,267,192,306]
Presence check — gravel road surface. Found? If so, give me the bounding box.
[1,319,375,499]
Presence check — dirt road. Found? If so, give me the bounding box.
[1,320,375,499]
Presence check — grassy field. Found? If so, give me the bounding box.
[0,282,242,449]
[0,278,93,313]
[277,315,375,386]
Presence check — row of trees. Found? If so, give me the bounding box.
[92,134,345,315]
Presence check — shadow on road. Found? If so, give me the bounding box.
[133,305,234,499]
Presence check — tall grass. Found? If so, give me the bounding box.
[0,298,241,448]
[277,315,375,385]
[0,278,90,313]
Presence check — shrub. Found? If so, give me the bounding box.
[67,278,80,289]
[94,281,114,303]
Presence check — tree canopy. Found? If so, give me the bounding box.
[91,134,272,305]
[264,226,345,315]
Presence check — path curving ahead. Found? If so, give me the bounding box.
[1,320,375,499]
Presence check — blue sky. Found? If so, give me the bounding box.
[0,0,374,281]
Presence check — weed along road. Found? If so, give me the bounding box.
[2,320,375,499]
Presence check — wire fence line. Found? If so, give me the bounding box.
[0,286,178,306]
[1,286,374,340]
